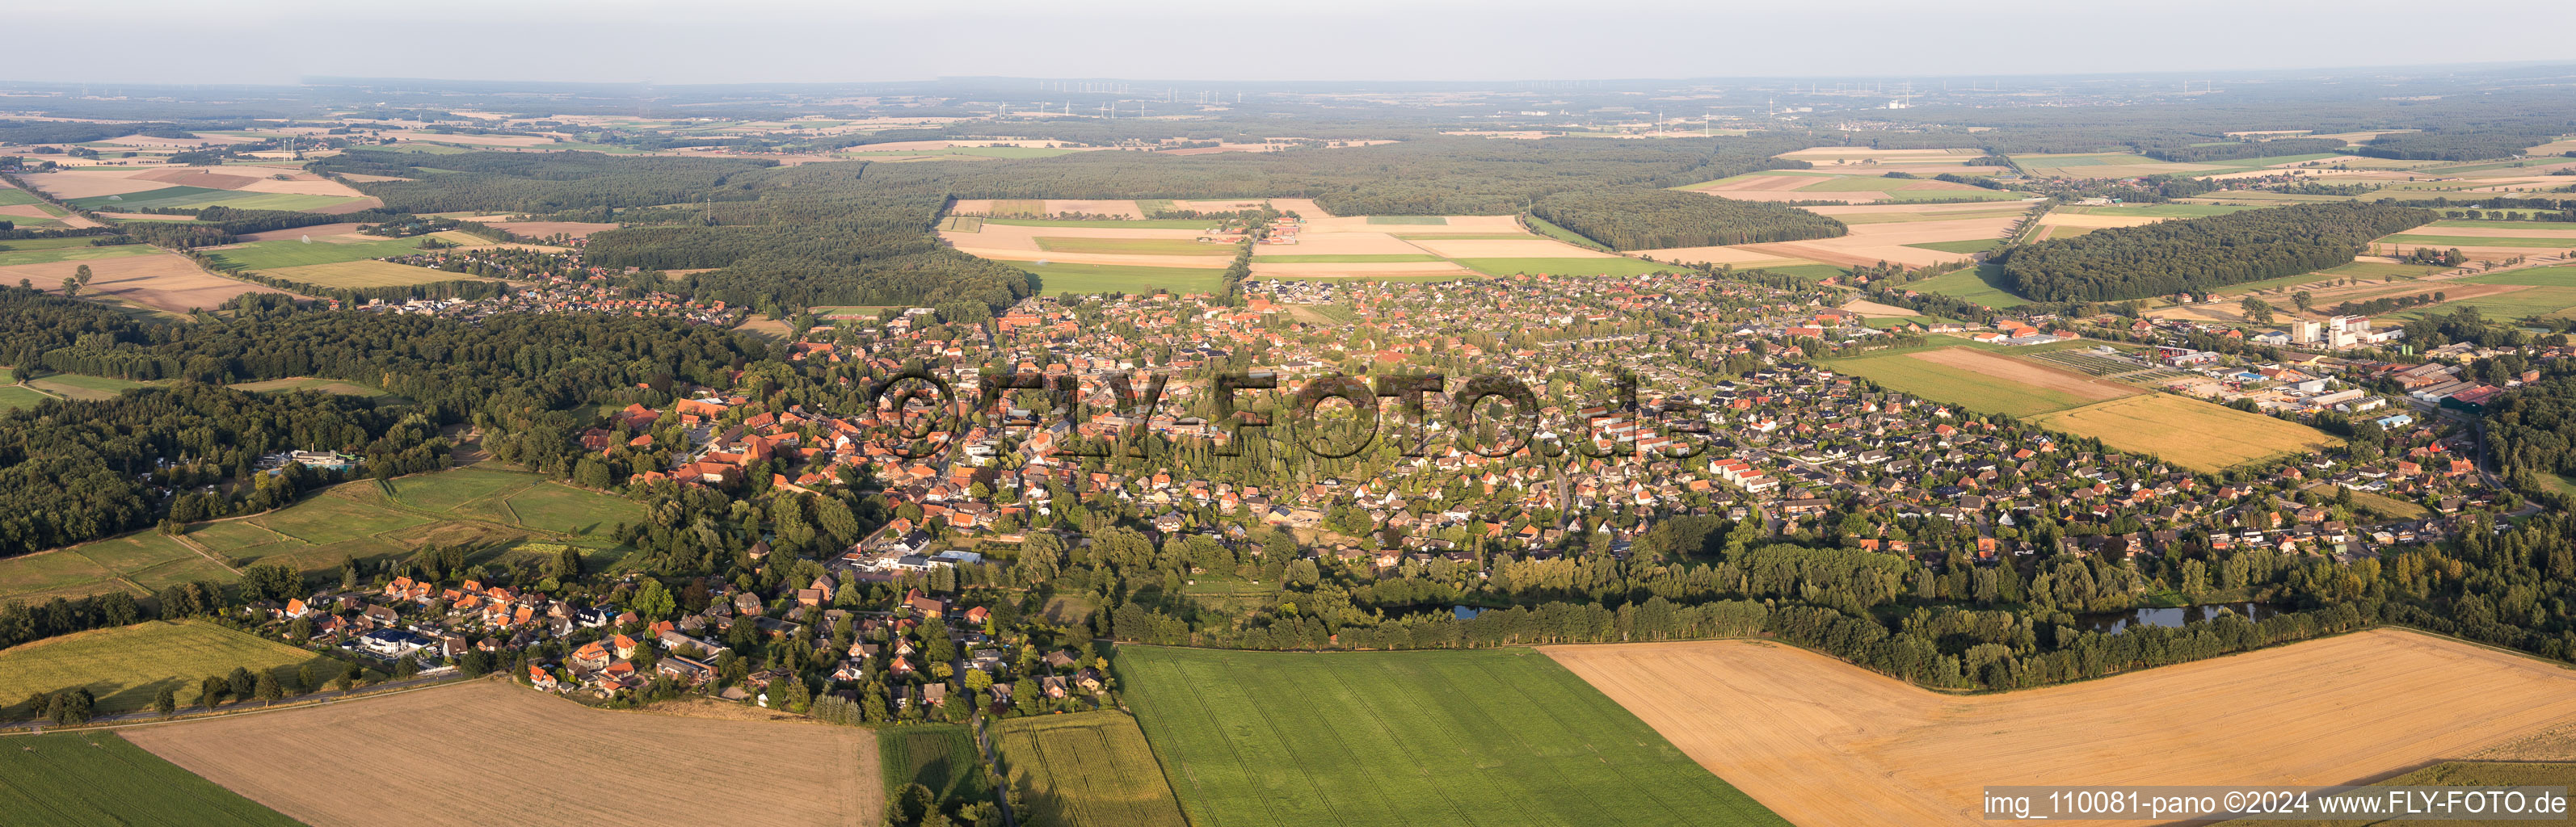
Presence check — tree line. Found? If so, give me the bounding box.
[1529,188,1846,250]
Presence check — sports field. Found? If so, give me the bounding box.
[995,712,1189,827]
[0,621,348,716]
[1544,630,2576,827]
[1825,346,2133,418]
[187,467,640,574]
[127,679,881,827]
[1024,262,1227,296]
[1117,646,1787,827]
[2028,393,2342,472]
[879,725,991,812]
[0,733,301,826]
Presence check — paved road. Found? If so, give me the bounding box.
[0,674,464,734]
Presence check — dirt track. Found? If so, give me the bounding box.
[1543,629,2576,827]
[126,679,881,827]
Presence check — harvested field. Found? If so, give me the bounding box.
[952,198,1144,219]
[2030,393,2342,471]
[1825,346,2121,417]
[1543,630,2576,827]
[1252,232,1429,257]
[1246,261,1478,278]
[1269,198,1332,217]
[9,249,295,313]
[133,167,263,190]
[15,170,170,199]
[486,220,618,239]
[1406,237,1613,258]
[1628,245,1816,268]
[265,260,490,289]
[128,679,881,827]
[234,223,365,242]
[1913,347,2135,401]
[1838,298,1917,317]
[1166,198,1268,211]
[953,247,1232,268]
[1811,200,2040,216]
[1303,215,1522,234]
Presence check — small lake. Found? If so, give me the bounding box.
[1454,605,1481,620]
[2073,602,2282,634]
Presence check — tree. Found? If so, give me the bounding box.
[227,666,255,701]
[73,265,92,288]
[2291,291,2313,313]
[634,579,676,620]
[2239,297,2274,325]
[198,675,226,711]
[154,684,178,718]
[253,670,283,706]
[61,276,78,297]
[394,656,419,680]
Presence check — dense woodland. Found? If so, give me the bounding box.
[1530,189,1846,250]
[1999,202,2436,301]
[2140,138,2347,162]
[2356,132,2558,162]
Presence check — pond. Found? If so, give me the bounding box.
[2073,602,2283,634]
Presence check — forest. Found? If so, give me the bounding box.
[2355,131,2557,162]
[1530,188,1846,250]
[2140,138,2347,162]
[1998,202,2436,301]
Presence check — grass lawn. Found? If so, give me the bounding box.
[0,242,160,267]
[879,725,991,808]
[0,384,54,411]
[263,260,485,289]
[1366,216,1450,225]
[0,621,353,716]
[1023,262,1226,296]
[1033,237,1229,256]
[984,217,1214,230]
[1120,646,1786,827]
[995,712,1189,827]
[0,733,302,826]
[1905,238,2002,254]
[1909,263,2031,308]
[2028,393,2342,472]
[1823,349,2102,418]
[1452,257,1683,277]
[202,233,482,271]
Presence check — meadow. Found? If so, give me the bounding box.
[2029,393,2342,472]
[1116,646,1787,827]
[0,241,161,267]
[187,466,641,574]
[229,376,402,400]
[203,232,484,271]
[994,712,1189,827]
[1906,263,2030,307]
[879,724,991,808]
[0,531,234,604]
[0,384,52,411]
[0,733,301,826]
[68,187,363,212]
[1022,262,1227,296]
[0,621,350,716]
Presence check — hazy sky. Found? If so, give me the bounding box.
[14,0,2576,86]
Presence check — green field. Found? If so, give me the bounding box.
[2427,220,2576,231]
[26,372,156,401]
[2028,393,2342,472]
[1366,216,1450,225]
[1909,263,2031,308]
[1824,347,2111,418]
[0,530,235,605]
[69,187,364,212]
[2067,204,2267,218]
[0,384,53,411]
[1522,214,1610,251]
[264,260,487,288]
[1452,257,1683,277]
[0,733,303,826]
[0,621,352,716]
[187,468,639,574]
[1118,646,1788,827]
[1023,262,1226,296]
[879,724,991,809]
[0,242,160,267]
[1248,254,1446,263]
[0,187,40,207]
[1033,237,1228,256]
[1904,238,2002,254]
[202,233,484,271]
[2189,152,2350,170]
[2457,266,2576,287]
[847,146,1081,159]
[229,376,401,400]
[2381,234,2575,249]
[995,712,1189,827]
